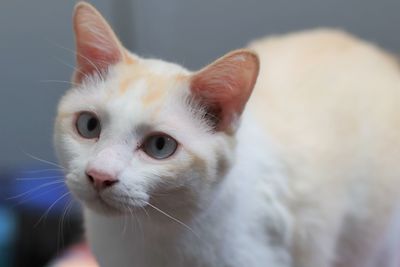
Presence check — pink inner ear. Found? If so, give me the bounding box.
[73,3,124,83]
[75,39,122,82]
[190,50,259,132]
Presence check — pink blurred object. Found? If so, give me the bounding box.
[49,242,98,267]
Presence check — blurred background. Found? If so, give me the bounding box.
[0,0,399,266]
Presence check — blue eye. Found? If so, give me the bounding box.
[143,134,178,159]
[76,112,101,139]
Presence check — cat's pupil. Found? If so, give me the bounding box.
[87,117,98,132]
[155,137,165,150]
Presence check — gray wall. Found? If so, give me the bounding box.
[1,0,399,169]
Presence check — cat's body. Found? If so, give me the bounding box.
[55,3,400,267]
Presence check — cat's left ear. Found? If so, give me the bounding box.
[73,2,125,83]
[190,50,259,133]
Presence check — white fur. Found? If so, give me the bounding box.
[55,29,400,267]
[55,58,293,266]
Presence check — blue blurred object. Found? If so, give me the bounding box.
[0,166,81,267]
[0,207,16,267]
[6,167,71,214]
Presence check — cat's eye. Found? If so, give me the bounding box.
[142,134,178,160]
[75,112,101,139]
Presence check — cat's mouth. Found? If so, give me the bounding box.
[66,175,151,215]
[85,189,151,215]
[87,193,149,215]
[67,175,196,219]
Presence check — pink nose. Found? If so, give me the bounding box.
[86,168,119,190]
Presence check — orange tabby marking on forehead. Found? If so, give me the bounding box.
[118,63,187,106]
[119,76,136,94]
[142,75,185,106]
[142,84,167,106]
[118,71,169,102]
[117,65,158,95]
[118,65,143,94]
[146,75,189,107]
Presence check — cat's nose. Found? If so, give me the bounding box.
[86,168,119,191]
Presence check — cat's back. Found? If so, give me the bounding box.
[248,29,400,178]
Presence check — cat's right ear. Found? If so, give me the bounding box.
[73,2,125,84]
[190,50,259,134]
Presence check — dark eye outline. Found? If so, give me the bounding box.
[140,132,179,160]
[74,111,101,140]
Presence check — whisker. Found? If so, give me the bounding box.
[65,200,77,230]
[16,175,64,181]
[144,201,201,240]
[122,203,128,236]
[21,168,63,174]
[34,191,71,227]
[7,180,64,200]
[58,199,73,252]
[133,207,145,241]
[52,56,89,81]
[13,184,66,208]
[150,192,172,197]
[140,206,150,220]
[127,205,136,234]
[39,79,79,87]
[47,40,105,82]
[22,151,65,170]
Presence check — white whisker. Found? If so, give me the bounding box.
[13,184,66,207]
[144,201,201,240]
[58,199,74,251]
[140,206,150,220]
[134,207,145,241]
[47,40,105,82]
[35,191,71,227]
[16,175,64,181]
[21,168,63,174]
[127,206,136,234]
[39,79,79,87]
[52,56,89,81]
[7,180,64,200]
[122,203,128,236]
[22,151,65,170]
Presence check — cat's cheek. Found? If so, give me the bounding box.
[55,119,93,166]
[59,138,90,171]
[65,173,96,202]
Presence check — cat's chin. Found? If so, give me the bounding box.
[83,195,147,216]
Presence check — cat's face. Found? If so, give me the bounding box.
[54,3,258,218]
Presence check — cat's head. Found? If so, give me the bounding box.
[54,2,259,218]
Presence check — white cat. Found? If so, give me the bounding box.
[54,2,400,267]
